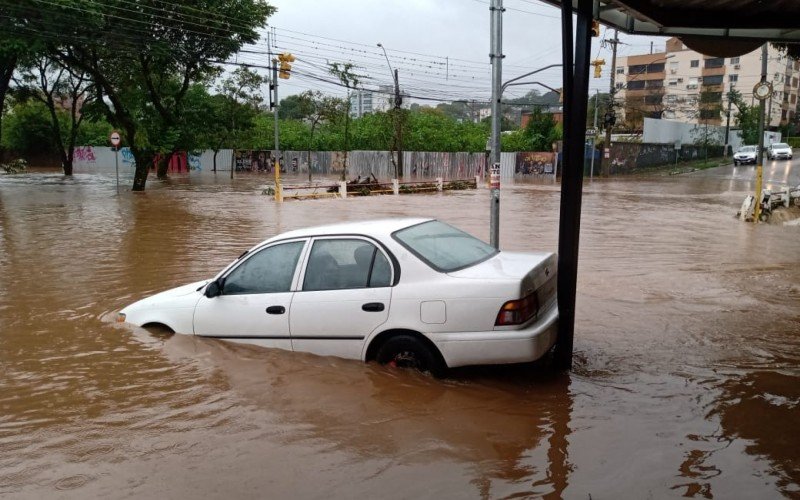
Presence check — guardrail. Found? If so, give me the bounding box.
[276,176,479,201]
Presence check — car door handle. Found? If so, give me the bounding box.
[362,302,385,312]
[266,306,285,315]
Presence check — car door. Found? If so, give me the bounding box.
[193,239,308,350]
[289,237,393,360]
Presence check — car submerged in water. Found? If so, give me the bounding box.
[118,218,559,376]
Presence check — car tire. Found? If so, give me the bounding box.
[734,160,739,166]
[376,334,445,377]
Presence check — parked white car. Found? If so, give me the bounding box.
[118,218,559,376]
[733,145,757,165]
[767,142,793,160]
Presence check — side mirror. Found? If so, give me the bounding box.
[205,278,225,298]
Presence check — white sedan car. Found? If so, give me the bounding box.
[118,218,559,376]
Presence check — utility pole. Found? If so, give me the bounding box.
[754,43,768,222]
[489,0,504,249]
[601,29,619,177]
[272,58,283,202]
[724,82,733,157]
[378,43,404,179]
[394,68,403,179]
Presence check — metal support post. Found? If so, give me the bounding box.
[555,0,593,370]
[489,0,504,249]
[114,147,119,195]
[590,89,598,179]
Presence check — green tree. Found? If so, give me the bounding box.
[14,56,92,174]
[521,108,561,151]
[7,0,274,190]
[1,99,56,155]
[729,89,760,145]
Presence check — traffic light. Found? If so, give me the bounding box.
[591,20,600,37]
[278,53,295,79]
[603,111,616,128]
[592,59,605,79]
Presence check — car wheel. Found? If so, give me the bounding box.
[734,160,739,166]
[376,334,445,377]
[142,322,175,338]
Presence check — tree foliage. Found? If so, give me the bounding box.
[3,0,274,189]
[729,89,760,145]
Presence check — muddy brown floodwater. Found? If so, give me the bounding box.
[1,167,799,499]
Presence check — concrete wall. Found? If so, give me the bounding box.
[607,142,724,174]
[642,117,743,150]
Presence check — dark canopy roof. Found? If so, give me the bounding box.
[541,0,800,44]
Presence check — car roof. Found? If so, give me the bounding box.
[266,217,434,242]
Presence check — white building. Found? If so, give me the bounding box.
[349,85,404,118]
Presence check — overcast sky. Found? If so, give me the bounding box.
[248,0,666,106]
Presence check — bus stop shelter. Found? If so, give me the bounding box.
[542,0,800,368]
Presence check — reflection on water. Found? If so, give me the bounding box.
[0,169,798,498]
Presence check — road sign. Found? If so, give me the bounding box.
[109,131,121,147]
[490,163,500,189]
[585,128,597,136]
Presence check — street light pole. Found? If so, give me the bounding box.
[378,43,403,179]
[489,0,504,249]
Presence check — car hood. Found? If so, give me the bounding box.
[735,151,755,156]
[122,280,209,311]
[772,147,791,152]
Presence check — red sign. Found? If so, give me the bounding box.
[109,131,121,147]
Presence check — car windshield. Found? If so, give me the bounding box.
[739,146,755,152]
[393,220,498,272]
[773,143,789,148]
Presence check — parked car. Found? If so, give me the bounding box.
[118,218,559,376]
[733,145,757,165]
[767,142,793,160]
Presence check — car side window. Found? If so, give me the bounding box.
[303,239,391,291]
[223,241,304,295]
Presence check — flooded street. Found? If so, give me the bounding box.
[1,165,798,498]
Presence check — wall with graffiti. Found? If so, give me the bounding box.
[73,147,559,181]
[514,152,557,181]
[606,143,724,174]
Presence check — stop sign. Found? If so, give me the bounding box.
[109,131,121,147]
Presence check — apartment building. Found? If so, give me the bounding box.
[349,85,400,118]
[613,37,800,130]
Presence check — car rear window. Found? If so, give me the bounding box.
[393,220,498,272]
[773,143,789,148]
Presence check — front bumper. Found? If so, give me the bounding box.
[734,156,756,163]
[428,303,559,368]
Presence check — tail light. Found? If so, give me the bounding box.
[495,292,540,326]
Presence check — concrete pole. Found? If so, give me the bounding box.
[489,0,503,249]
[395,68,404,180]
[272,59,283,203]
[601,29,619,177]
[754,43,768,222]
[724,82,733,157]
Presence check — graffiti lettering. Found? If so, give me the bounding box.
[73,146,96,162]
